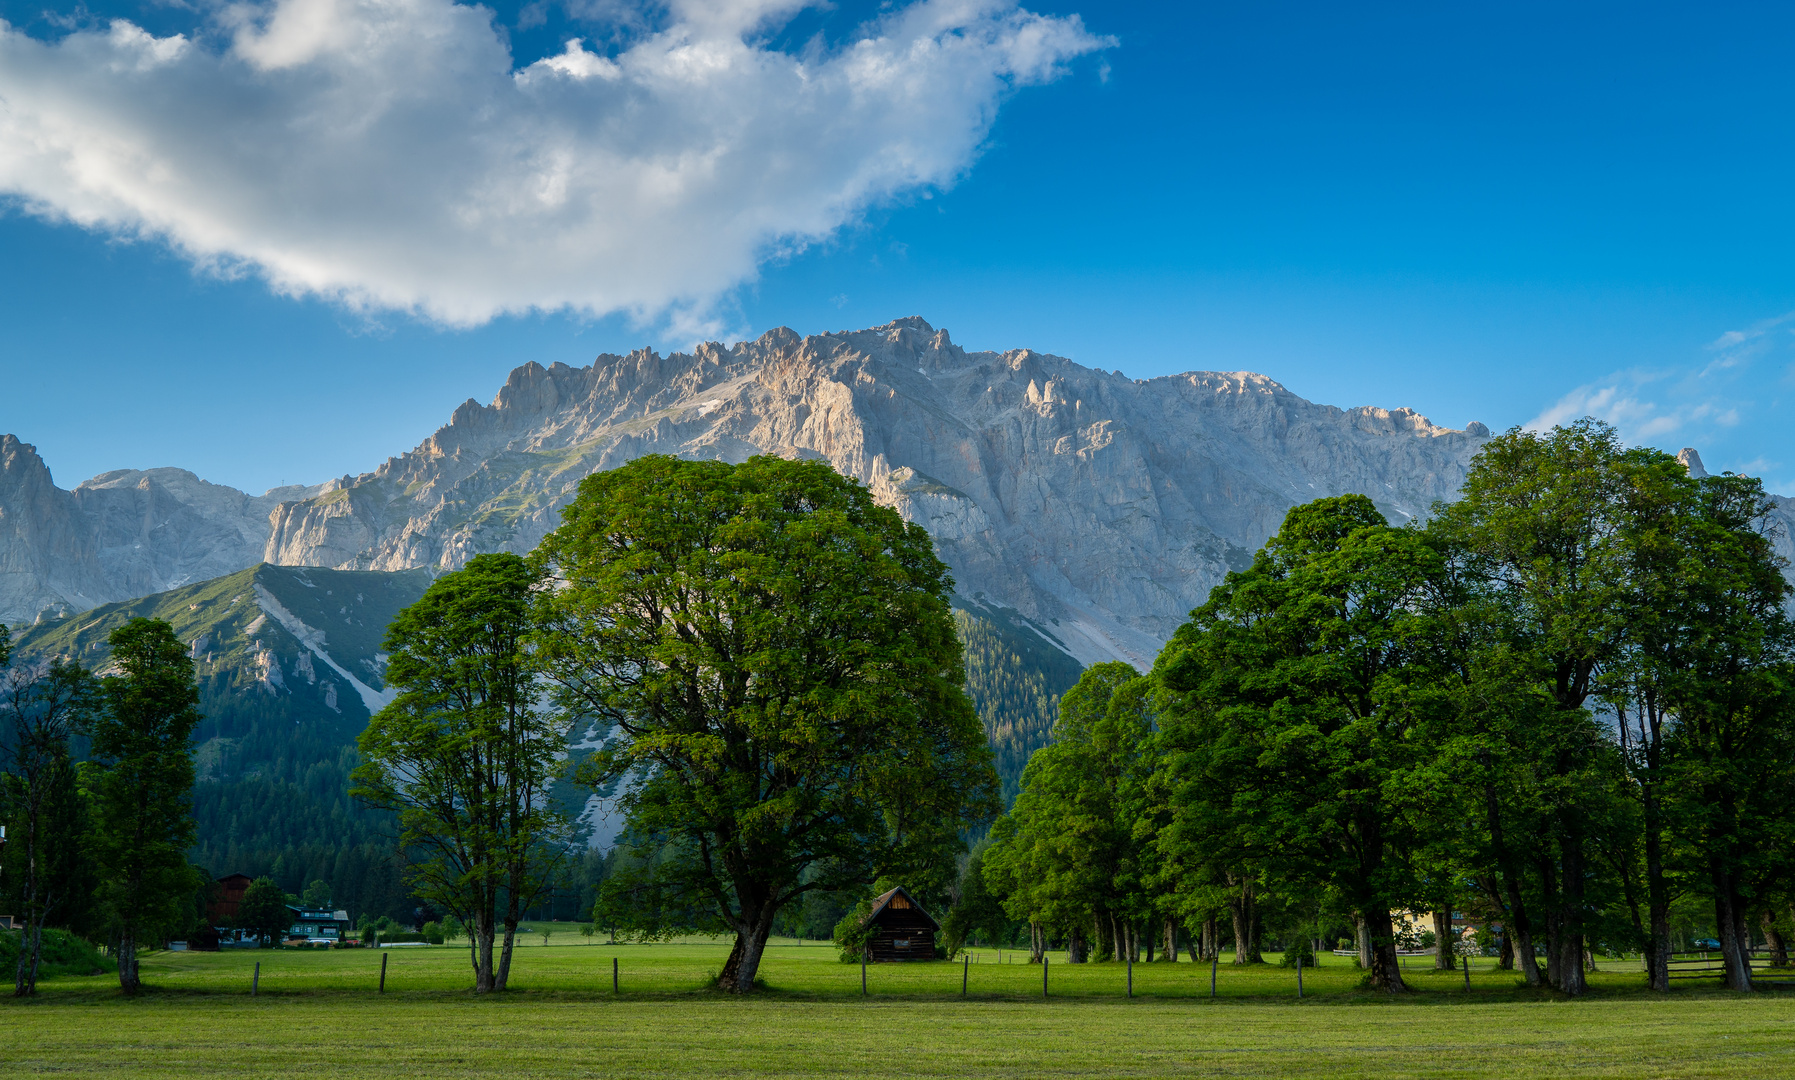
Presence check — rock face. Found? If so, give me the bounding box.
[0,434,319,625]
[3,318,1506,660]
[257,318,1490,664]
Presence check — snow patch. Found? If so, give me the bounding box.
[252,584,396,714]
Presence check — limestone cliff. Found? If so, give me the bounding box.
[0,434,320,625]
[258,318,1491,665]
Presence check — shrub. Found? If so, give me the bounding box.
[420,922,445,946]
[0,929,114,977]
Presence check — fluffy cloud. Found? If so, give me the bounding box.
[0,0,1107,325]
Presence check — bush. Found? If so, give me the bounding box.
[420,922,445,946]
[0,928,114,977]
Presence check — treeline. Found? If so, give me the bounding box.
[957,421,1795,995]
[1,619,208,994]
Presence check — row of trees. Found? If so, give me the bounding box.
[1,618,203,995]
[982,420,1795,995]
[357,455,999,994]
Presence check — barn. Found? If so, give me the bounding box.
[860,886,939,962]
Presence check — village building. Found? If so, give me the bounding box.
[859,886,939,962]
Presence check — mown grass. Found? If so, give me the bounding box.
[5,941,1793,1078]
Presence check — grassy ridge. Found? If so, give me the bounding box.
[5,943,1793,1079]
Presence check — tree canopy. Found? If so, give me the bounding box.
[535,454,999,992]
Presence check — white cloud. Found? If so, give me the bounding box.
[1526,313,1794,486]
[0,0,1108,326]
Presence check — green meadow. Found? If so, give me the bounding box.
[5,935,1794,1078]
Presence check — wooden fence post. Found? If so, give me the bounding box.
[1296,954,1303,998]
[1210,953,1218,998]
[962,953,969,998]
[1127,954,1133,998]
[379,951,388,994]
[613,957,619,994]
[252,961,259,997]
[1463,954,1471,992]
[1042,955,1049,998]
[861,947,867,997]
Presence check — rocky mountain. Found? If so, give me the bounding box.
[0,434,320,626]
[252,317,1492,666]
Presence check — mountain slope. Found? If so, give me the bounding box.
[10,563,434,921]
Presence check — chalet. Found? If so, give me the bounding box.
[286,904,351,944]
[859,886,939,962]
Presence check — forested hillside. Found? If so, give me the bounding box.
[955,606,1086,804]
[9,563,433,922]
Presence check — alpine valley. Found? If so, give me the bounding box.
[7,316,1766,919]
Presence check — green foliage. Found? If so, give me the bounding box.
[940,848,1010,957]
[1152,495,1442,990]
[0,927,112,978]
[983,662,1158,963]
[537,455,1001,992]
[302,880,332,908]
[2,656,103,993]
[88,617,204,992]
[352,553,571,994]
[237,877,292,946]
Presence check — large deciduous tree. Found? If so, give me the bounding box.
[2,656,101,996]
[88,618,202,994]
[352,552,570,994]
[1155,495,1440,992]
[534,454,999,993]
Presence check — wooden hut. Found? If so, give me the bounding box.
[860,886,939,962]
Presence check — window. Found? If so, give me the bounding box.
[895,939,910,948]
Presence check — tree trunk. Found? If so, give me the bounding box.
[1202,916,1217,962]
[1164,916,1178,962]
[1354,914,1371,970]
[718,902,779,993]
[1497,925,1514,971]
[1762,910,1788,968]
[1555,833,1589,996]
[1501,872,1542,986]
[1711,870,1754,992]
[1028,922,1044,963]
[1066,927,1087,964]
[473,912,497,993]
[1230,891,1250,965]
[494,919,518,991]
[1433,910,1455,970]
[1109,911,1123,963]
[116,932,140,995]
[1363,908,1408,993]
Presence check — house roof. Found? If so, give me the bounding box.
[859,886,939,931]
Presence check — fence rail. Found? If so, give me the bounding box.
[1666,948,1795,982]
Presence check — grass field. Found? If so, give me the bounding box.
[5,938,1793,1078]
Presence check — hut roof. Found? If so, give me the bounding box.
[859,886,940,930]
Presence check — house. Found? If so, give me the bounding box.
[859,886,939,962]
[208,873,254,925]
[286,904,351,944]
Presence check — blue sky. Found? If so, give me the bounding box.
[3,1,1793,494]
